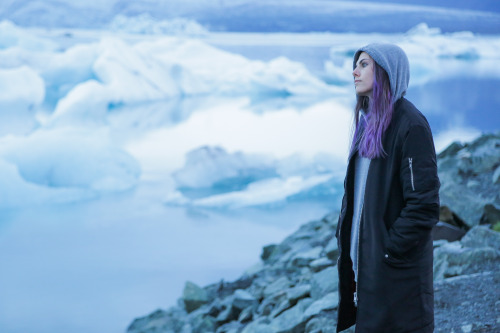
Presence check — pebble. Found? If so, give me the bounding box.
[461,324,472,333]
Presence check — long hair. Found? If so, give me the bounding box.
[352,61,393,159]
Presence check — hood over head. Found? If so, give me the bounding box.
[353,43,410,103]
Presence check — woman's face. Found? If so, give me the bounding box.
[353,52,374,98]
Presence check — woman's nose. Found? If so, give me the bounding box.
[352,68,359,77]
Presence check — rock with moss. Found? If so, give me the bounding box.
[438,132,500,227]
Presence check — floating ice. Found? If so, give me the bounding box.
[0,128,141,195]
[0,158,94,209]
[172,146,277,190]
[0,66,44,135]
[108,14,209,36]
[168,145,343,209]
[40,34,335,126]
[187,175,335,209]
[0,20,337,129]
[0,20,57,51]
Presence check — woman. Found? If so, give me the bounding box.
[335,43,440,332]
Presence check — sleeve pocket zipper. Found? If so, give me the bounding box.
[409,157,415,191]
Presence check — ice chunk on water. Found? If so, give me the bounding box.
[43,35,335,126]
[168,145,343,208]
[172,146,277,190]
[0,66,44,135]
[0,128,141,192]
[108,14,209,36]
[186,174,335,209]
[0,158,95,208]
[0,20,57,51]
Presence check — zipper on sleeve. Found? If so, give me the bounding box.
[409,157,415,191]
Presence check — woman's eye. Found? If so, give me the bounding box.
[362,62,368,67]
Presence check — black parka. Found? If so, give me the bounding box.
[336,98,440,333]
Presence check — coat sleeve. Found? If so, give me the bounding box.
[387,124,440,257]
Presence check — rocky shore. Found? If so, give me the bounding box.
[127,133,500,333]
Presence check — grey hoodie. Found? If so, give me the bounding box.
[353,43,410,103]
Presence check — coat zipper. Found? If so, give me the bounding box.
[354,201,364,307]
[337,224,344,312]
[409,157,415,191]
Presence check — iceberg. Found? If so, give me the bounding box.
[0,21,337,129]
[168,146,344,209]
[1,25,337,126]
[108,14,209,36]
[172,146,277,191]
[187,175,336,209]
[0,158,95,209]
[0,66,44,135]
[0,20,57,51]
[0,128,141,195]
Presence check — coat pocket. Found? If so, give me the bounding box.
[383,250,416,269]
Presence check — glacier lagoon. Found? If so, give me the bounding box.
[0,21,499,333]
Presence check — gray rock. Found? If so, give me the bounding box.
[290,246,323,267]
[433,241,500,280]
[454,133,500,174]
[258,289,288,316]
[216,321,243,333]
[439,186,485,227]
[433,239,449,248]
[269,298,314,333]
[190,313,215,333]
[305,312,337,333]
[432,221,466,242]
[286,284,311,304]
[241,318,273,333]
[338,325,356,333]
[493,165,500,184]
[270,299,293,318]
[232,289,257,311]
[479,204,500,226]
[261,244,278,261]
[183,281,209,313]
[205,277,253,301]
[180,323,193,333]
[324,237,339,261]
[460,225,500,251]
[438,133,500,227]
[439,206,469,230]
[238,306,254,323]
[310,257,335,272]
[127,308,187,333]
[438,141,464,159]
[277,217,334,262]
[244,262,265,276]
[216,304,238,326]
[303,292,339,320]
[263,276,291,298]
[310,266,338,300]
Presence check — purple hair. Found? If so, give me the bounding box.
[352,61,393,159]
